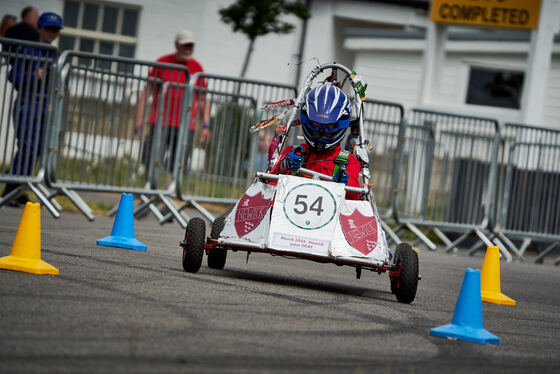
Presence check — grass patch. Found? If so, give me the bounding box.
[54,195,114,216]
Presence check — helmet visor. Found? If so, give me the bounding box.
[309,121,340,134]
[305,121,346,142]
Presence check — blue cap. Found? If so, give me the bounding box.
[38,12,63,29]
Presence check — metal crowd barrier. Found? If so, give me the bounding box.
[392,108,502,254]
[2,40,558,266]
[46,50,191,221]
[494,123,560,263]
[170,88,257,222]
[361,98,404,218]
[165,73,298,225]
[0,38,61,216]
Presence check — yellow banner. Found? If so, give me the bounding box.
[430,0,542,29]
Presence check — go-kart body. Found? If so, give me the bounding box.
[216,173,392,272]
[181,62,419,303]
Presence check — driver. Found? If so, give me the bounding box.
[271,84,361,200]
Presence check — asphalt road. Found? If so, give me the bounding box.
[0,204,558,373]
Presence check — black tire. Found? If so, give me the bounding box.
[390,246,401,294]
[390,243,419,304]
[207,217,227,270]
[182,217,205,273]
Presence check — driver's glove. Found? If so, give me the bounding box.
[353,74,368,100]
[333,167,349,184]
[281,149,303,172]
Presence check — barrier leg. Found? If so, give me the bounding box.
[533,242,559,264]
[393,224,405,236]
[27,182,61,219]
[189,200,215,223]
[381,219,401,245]
[491,237,512,263]
[466,228,502,257]
[35,184,62,211]
[0,184,24,207]
[519,238,532,258]
[131,194,160,219]
[406,222,437,251]
[432,227,453,247]
[445,230,471,253]
[475,228,495,248]
[495,232,525,261]
[467,240,485,256]
[60,187,94,221]
[108,204,118,217]
[158,194,188,228]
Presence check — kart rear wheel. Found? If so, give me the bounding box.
[390,245,406,294]
[182,217,205,273]
[390,243,419,304]
[207,216,227,270]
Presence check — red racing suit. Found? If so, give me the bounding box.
[270,143,362,200]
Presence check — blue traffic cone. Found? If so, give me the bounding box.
[97,193,147,251]
[430,268,500,344]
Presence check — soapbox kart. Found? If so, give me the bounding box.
[180,63,419,303]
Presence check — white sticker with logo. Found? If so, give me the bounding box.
[330,200,389,262]
[270,232,330,256]
[268,175,345,255]
[221,181,276,243]
[283,183,337,230]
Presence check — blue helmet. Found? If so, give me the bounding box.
[300,84,351,152]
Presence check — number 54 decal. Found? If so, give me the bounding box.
[283,184,337,230]
[293,194,324,216]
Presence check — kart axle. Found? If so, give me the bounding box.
[205,238,395,273]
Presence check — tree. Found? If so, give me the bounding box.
[219,0,310,78]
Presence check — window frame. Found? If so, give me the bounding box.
[58,0,140,58]
[462,60,526,111]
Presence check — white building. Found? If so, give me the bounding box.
[2,0,558,128]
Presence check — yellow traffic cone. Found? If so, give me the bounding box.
[481,245,515,305]
[0,202,59,275]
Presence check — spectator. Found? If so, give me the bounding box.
[0,14,17,37]
[1,12,63,205]
[0,14,17,64]
[136,29,210,184]
[5,6,39,42]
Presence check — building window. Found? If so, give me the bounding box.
[466,67,524,109]
[58,0,140,59]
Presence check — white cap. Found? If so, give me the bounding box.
[175,29,195,44]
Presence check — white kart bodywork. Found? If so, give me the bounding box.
[220,176,391,266]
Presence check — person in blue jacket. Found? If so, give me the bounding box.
[2,12,63,204]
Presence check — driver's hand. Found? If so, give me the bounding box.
[333,167,349,184]
[281,149,303,172]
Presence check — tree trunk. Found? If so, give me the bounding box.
[240,38,255,78]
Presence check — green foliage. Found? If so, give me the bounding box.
[180,171,248,199]
[219,0,310,77]
[54,155,148,188]
[219,0,310,41]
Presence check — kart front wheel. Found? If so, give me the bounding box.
[207,216,227,270]
[390,243,419,304]
[182,217,205,273]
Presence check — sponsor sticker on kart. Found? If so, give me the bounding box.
[339,209,378,255]
[330,200,389,262]
[282,183,337,230]
[270,232,330,255]
[268,175,345,256]
[221,181,275,242]
[234,192,273,237]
